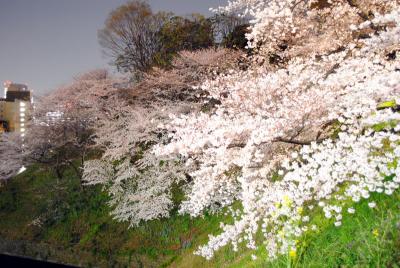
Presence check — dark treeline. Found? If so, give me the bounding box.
[98,0,249,75]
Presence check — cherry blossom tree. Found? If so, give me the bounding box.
[154,1,400,260]
[83,48,243,225]
[215,0,397,62]
[0,133,24,181]
[82,4,400,261]
[24,70,125,181]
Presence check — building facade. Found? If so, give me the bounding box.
[0,81,32,135]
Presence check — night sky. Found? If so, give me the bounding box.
[0,0,227,95]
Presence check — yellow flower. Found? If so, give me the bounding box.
[372,229,379,237]
[289,249,297,259]
[278,230,285,237]
[297,207,303,215]
[282,195,292,207]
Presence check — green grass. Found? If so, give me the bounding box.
[0,164,225,267]
[293,193,400,268]
[0,163,399,267]
[169,192,400,268]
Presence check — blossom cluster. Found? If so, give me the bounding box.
[79,0,400,262]
[195,106,400,259]
[215,0,396,58]
[0,133,24,180]
[83,100,196,226]
[83,48,240,225]
[155,4,400,260]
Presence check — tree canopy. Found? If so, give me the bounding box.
[98,1,249,75]
[98,1,169,74]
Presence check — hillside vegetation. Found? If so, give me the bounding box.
[0,162,399,267]
[1,0,400,267]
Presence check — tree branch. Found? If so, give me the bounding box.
[227,136,325,149]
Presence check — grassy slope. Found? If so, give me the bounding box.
[0,164,224,267]
[171,192,400,268]
[0,164,399,267]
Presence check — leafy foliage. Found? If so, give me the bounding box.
[98,1,248,74]
[222,24,250,50]
[155,14,214,67]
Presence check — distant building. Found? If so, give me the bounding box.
[0,81,33,136]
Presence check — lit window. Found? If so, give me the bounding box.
[21,123,25,127]
[21,128,25,132]
[20,118,25,122]
[20,113,25,117]
[20,108,26,112]
[20,102,26,107]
